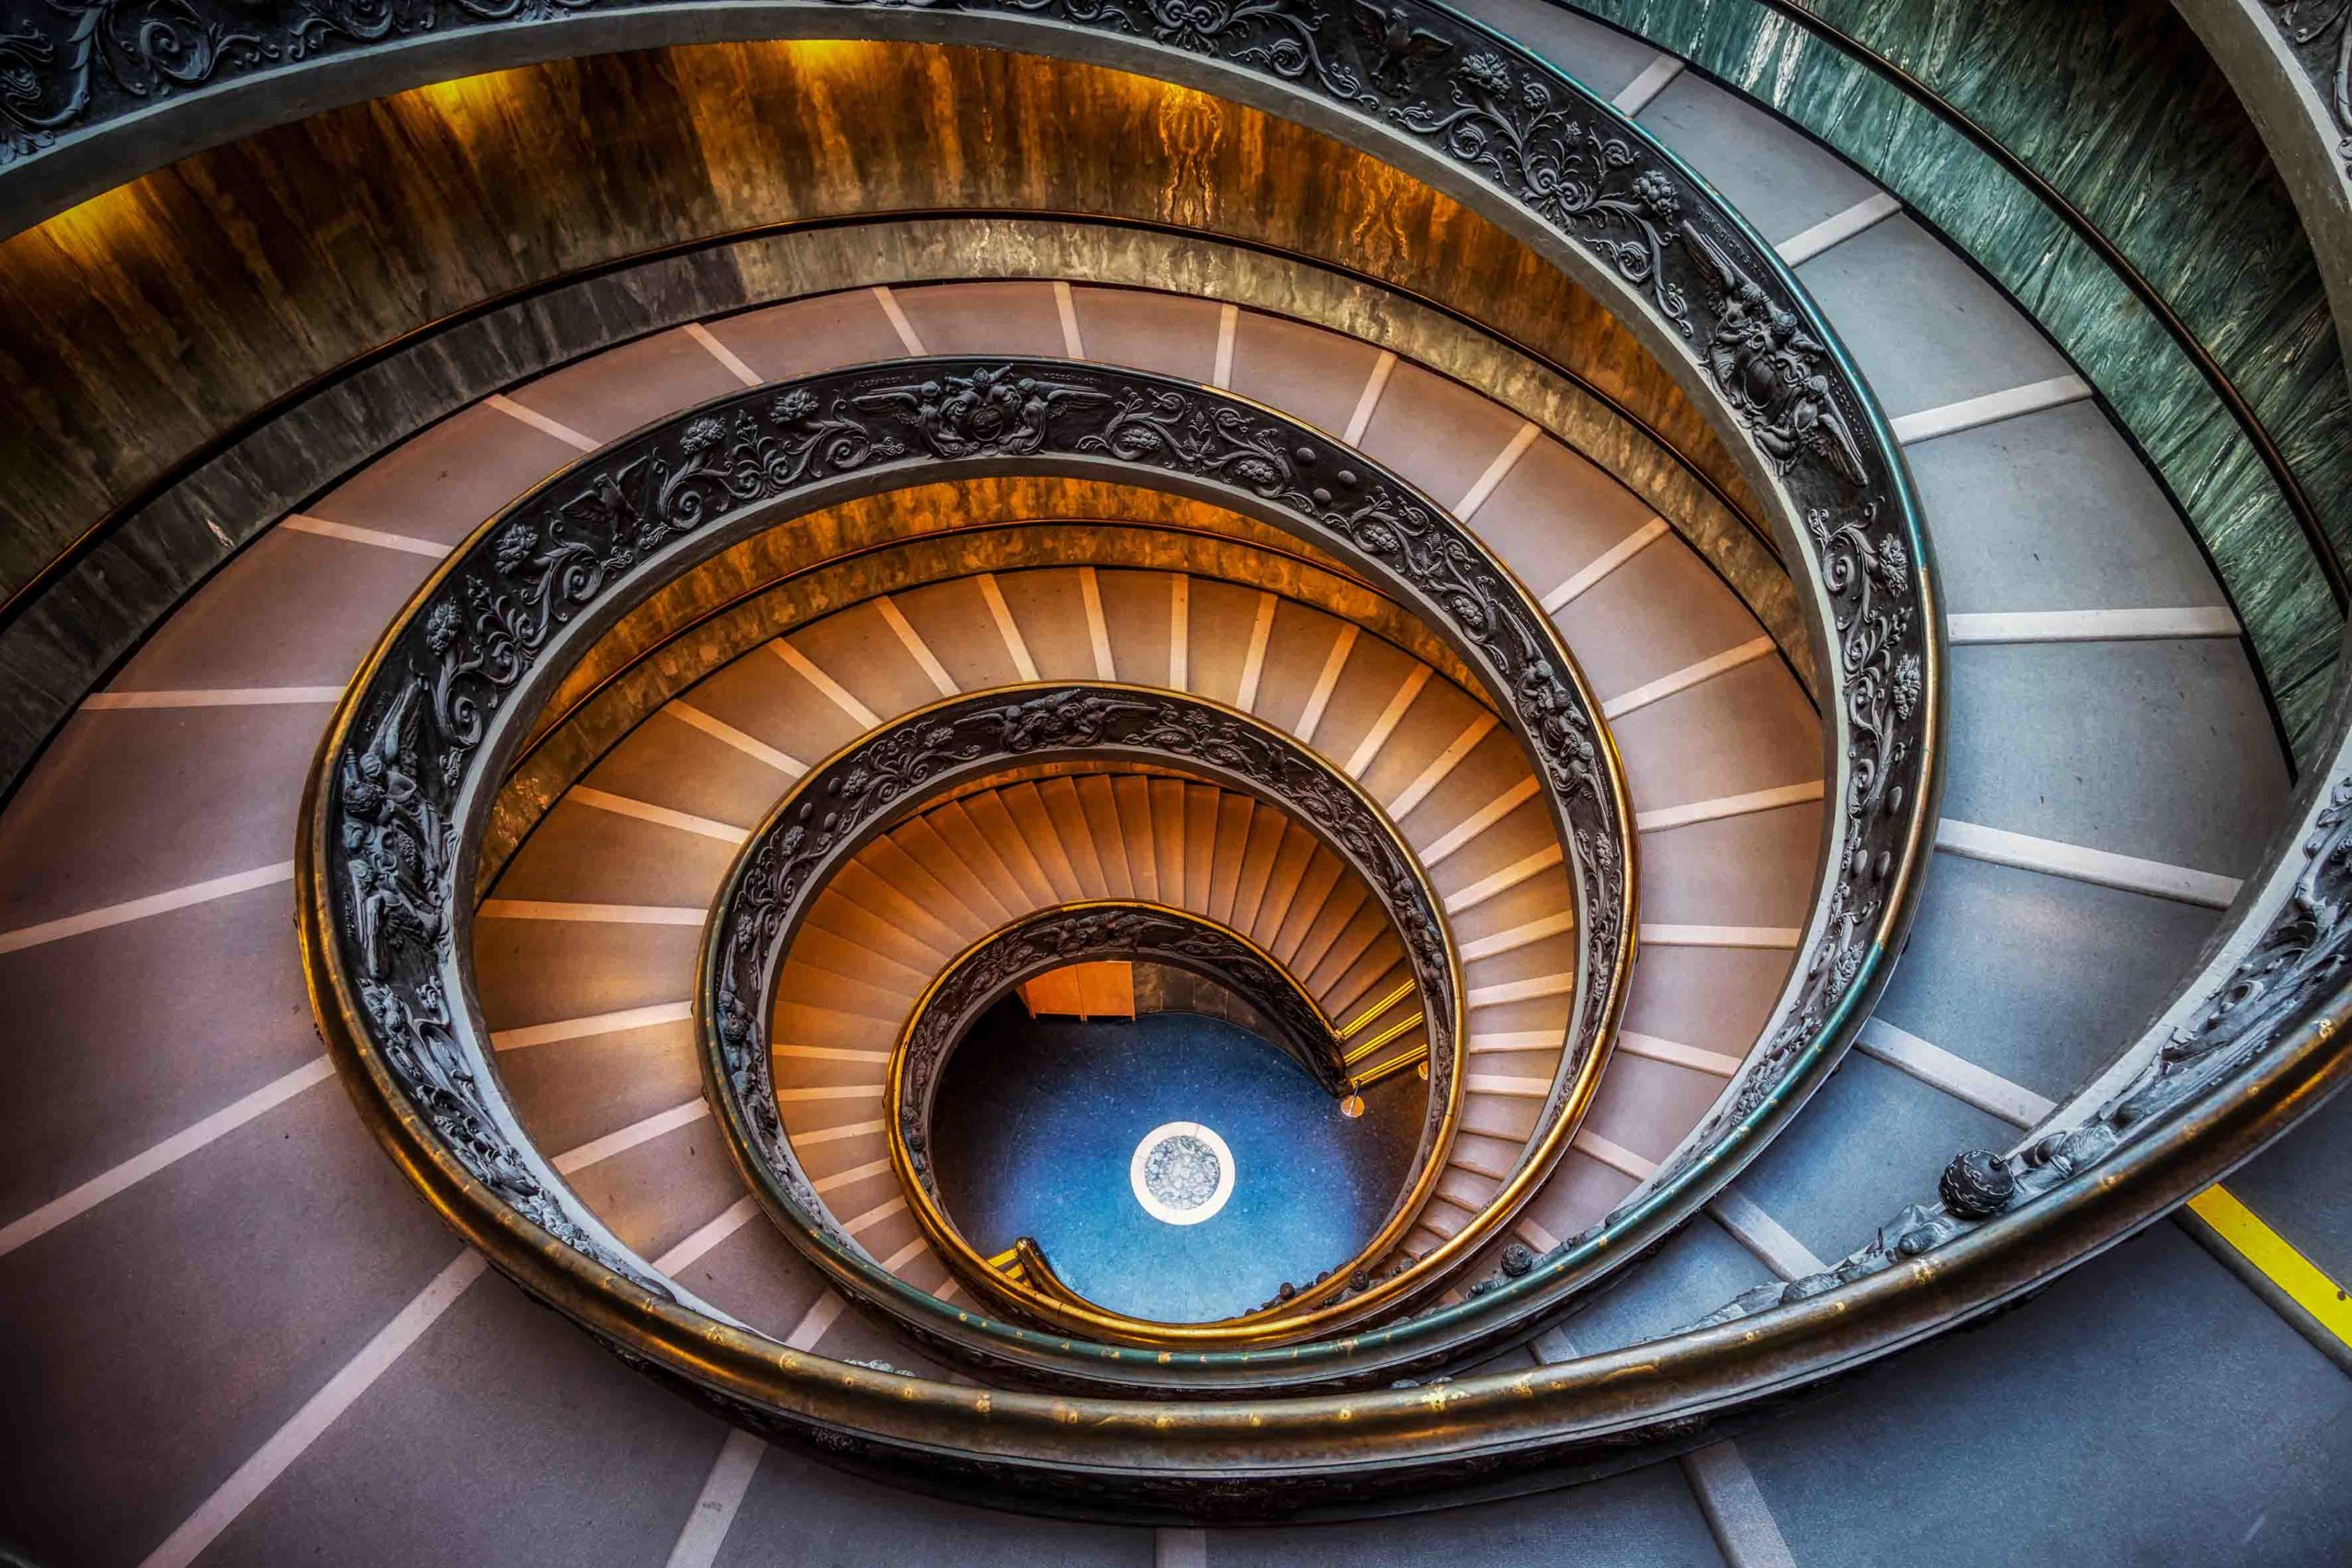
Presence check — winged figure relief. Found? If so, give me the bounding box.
[1684,223,1870,487]
[1352,0,1452,86]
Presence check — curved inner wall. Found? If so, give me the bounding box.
[2,7,2346,1565]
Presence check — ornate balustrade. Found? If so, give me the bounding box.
[703,691,1463,1348]
[297,0,1948,1491]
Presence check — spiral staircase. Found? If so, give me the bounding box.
[3,2,2350,1563]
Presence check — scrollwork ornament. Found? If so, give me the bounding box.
[706,686,1464,1245]
[2263,1,2352,168]
[319,352,1924,1389]
[1690,775,2352,1333]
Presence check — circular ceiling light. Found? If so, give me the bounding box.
[1129,1121,1237,1226]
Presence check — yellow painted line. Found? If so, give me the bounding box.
[2188,1185,2352,1349]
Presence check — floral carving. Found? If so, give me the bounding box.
[2265,1,2352,169]
[1392,51,1691,333]
[709,687,1460,1213]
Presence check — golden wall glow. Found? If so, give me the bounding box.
[0,39,1737,597]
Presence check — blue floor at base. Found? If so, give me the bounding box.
[931,1008,1419,1322]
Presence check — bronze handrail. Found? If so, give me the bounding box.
[702,684,1476,1345]
[883,901,1404,1326]
[1718,0,2345,609]
[302,0,1939,1461]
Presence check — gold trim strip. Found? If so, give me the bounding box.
[1341,1011,1424,1067]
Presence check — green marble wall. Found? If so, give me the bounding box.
[1565,0,2352,761]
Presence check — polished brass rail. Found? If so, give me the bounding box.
[882,898,1407,1330]
[1721,0,2346,609]
[706,683,1481,1348]
[305,0,1933,1428]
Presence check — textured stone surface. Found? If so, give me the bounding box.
[0,39,1774,795]
[1554,0,2352,758]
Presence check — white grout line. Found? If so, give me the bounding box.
[663,1428,767,1568]
[1935,817,2242,908]
[1946,605,2240,644]
[1080,567,1118,681]
[84,686,344,710]
[871,286,928,355]
[140,1103,746,1568]
[978,573,1039,680]
[665,700,805,777]
[1639,923,1802,949]
[484,392,598,452]
[813,1156,896,1194]
[880,1235,932,1272]
[492,1000,694,1052]
[772,1044,891,1065]
[1294,624,1358,745]
[1859,1017,2056,1128]
[1442,843,1563,915]
[1236,590,1277,712]
[1516,1214,1563,1252]
[1682,1439,1800,1568]
[1468,972,1573,1008]
[1612,52,1685,116]
[1530,1323,1577,1363]
[786,1289,848,1350]
[476,898,706,924]
[1543,516,1668,614]
[570,785,748,844]
[1342,351,1396,445]
[1454,421,1541,519]
[1212,305,1239,389]
[1344,665,1430,777]
[1420,776,1539,867]
[1574,1129,1657,1180]
[795,1118,886,1146]
[775,1084,883,1105]
[1157,1526,1209,1568]
[873,595,958,697]
[1466,1074,1551,1099]
[137,1248,492,1568]
[1052,280,1086,357]
[1602,637,1776,719]
[279,513,450,558]
[1775,189,1903,267]
[1619,1029,1742,1077]
[772,639,880,728]
[1890,374,2093,446]
[1467,1032,1558,1056]
[684,321,763,388]
[653,1195,761,1274]
[843,1194,907,1236]
[1709,1188,1825,1280]
[1637,780,1826,833]
[0,1055,335,1258]
[1169,572,1190,692]
[550,1099,710,1174]
[1458,908,1576,963]
[0,860,294,955]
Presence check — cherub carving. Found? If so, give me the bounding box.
[1684,225,1870,487]
[341,677,450,977]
